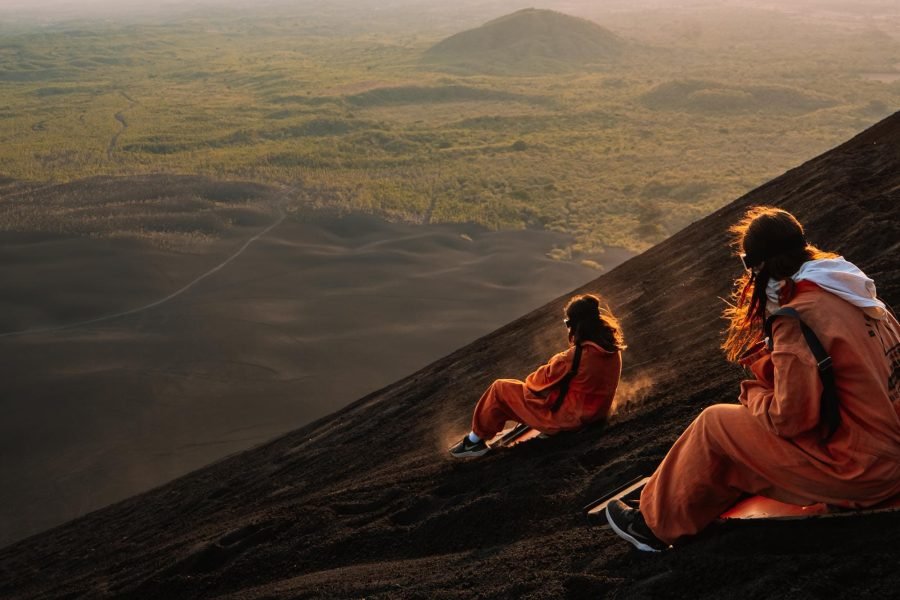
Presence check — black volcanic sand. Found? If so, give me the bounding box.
[2,113,900,599]
[0,190,622,547]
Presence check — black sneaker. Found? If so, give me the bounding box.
[605,499,669,552]
[449,436,490,459]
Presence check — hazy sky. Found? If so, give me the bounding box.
[2,0,893,19]
[0,0,896,30]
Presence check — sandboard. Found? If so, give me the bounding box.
[720,493,900,521]
[583,476,648,524]
[584,476,900,524]
[488,422,544,449]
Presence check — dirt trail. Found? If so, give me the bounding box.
[106,91,138,161]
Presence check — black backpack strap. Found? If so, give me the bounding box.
[550,343,583,413]
[764,307,840,440]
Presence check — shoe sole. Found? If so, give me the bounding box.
[449,447,490,459]
[605,505,663,553]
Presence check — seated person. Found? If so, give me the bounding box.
[606,206,900,551]
[450,293,626,458]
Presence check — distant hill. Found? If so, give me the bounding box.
[423,8,625,74]
[641,80,837,115]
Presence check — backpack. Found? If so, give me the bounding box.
[764,307,840,440]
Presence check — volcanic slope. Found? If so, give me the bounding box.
[2,112,900,598]
[423,8,625,74]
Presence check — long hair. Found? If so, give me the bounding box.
[722,206,836,361]
[565,294,626,352]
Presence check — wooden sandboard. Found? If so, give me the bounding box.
[488,422,543,449]
[584,475,900,524]
[583,476,649,524]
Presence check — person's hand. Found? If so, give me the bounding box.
[740,343,774,384]
[738,340,768,367]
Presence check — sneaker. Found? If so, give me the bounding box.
[449,436,490,459]
[605,499,669,552]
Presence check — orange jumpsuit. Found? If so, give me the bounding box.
[641,282,900,545]
[471,341,622,440]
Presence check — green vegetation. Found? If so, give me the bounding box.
[640,81,836,114]
[0,5,897,256]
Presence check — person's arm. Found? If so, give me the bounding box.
[524,347,573,394]
[738,340,773,383]
[739,317,823,437]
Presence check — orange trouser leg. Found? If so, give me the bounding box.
[471,379,527,440]
[640,404,816,545]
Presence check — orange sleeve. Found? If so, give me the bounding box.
[739,318,823,437]
[738,341,774,384]
[524,347,572,393]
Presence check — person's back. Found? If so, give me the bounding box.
[566,341,622,421]
[786,283,900,462]
[523,340,622,434]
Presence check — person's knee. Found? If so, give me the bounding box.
[490,379,521,394]
[698,404,731,419]
[694,403,750,441]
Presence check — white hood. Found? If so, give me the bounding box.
[766,257,888,319]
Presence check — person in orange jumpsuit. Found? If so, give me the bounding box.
[449,294,625,458]
[606,206,900,551]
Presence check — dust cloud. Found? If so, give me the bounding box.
[609,371,660,421]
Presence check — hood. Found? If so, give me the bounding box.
[767,257,888,319]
